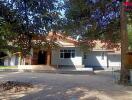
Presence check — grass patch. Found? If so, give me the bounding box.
[0,66,17,69]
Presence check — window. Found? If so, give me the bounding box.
[101,52,105,60]
[83,53,87,59]
[60,49,75,58]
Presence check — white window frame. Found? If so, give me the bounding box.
[60,49,75,59]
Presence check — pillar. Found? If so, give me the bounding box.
[47,50,51,65]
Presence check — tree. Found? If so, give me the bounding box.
[120,1,129,84]
[63,0,132,84]
[120,0,132,84]
[63,0,120,49]
[0,0,63,55]
[0,2,18,52]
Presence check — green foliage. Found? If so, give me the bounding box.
[127,12,132,50]
[0,2,20,53]
[0,17,16,48]
[63,0,121,50]
[127,13,132,24]
[0,0,63,55]
[128,24,132,50]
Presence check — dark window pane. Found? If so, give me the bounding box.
[64,50,67,52]
[68,50,71,52]
[60,50,63,52]
[60,53,63,58]
[72,50,75,52]
[64,53,71,58]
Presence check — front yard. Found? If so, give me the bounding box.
[0,71,132,100]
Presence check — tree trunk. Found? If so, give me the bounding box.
[120,2,130,84]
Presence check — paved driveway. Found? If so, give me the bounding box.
[0,71,132,100]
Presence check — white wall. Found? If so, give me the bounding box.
[83,51,121,70]
[4,58,9,66]
[10,55,16,66]
[83,51,108,69]
[51,47,83,67]
[108,54,121,70]
[4,55,19,66]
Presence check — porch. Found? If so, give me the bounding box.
[17,65,93,74]
[24,49,52,66]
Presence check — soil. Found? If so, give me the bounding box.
[0,81,33,93]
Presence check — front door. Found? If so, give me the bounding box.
[38,50,47,64]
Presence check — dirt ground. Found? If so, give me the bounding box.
[0,71,132,100]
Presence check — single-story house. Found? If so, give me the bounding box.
[3,52,20,66]
[4,32,121,71]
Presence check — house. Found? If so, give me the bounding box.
[3,52,20,66]
[4,32,121,71]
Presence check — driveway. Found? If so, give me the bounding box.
[0,71,132,100]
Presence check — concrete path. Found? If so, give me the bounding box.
[0,71,132,100]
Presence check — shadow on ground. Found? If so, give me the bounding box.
[0,72,132,100]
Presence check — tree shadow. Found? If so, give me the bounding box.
[1,72,132,100]
[18,77,132,100]
[84,51,107,70]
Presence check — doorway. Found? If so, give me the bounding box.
[38,50,47,64]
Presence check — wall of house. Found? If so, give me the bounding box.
[107,54,121,70]
[51,47,83,68]
[18,65,56,70]
[83,51,108,70]
[4,55,19,66]
[10,56,16,66]
[4,58,9,66]
[83,51,121,70]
